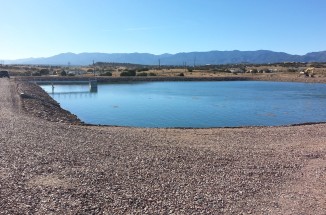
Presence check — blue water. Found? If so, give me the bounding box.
[40,81,326,128]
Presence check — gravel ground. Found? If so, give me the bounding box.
[0,78,326,214]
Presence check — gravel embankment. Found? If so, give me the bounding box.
[0,78,325,214]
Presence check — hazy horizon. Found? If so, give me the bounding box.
[1,0,326,60]
[3,49,326,61]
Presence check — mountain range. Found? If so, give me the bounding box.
[5,50,326,66]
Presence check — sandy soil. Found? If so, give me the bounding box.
[0,78,325,214]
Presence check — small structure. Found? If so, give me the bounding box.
[300,67,314,77]
[230,68,245,74]
[32,79,98,93]
[89,80,98,92]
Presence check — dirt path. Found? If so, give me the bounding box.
[0,78,325,214]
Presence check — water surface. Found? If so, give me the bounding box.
[41,81,326,128]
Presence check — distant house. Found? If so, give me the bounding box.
[67,70,86,75]
[230,68,245,74]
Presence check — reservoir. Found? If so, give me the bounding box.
[40,81,326,128]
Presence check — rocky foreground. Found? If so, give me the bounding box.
[0,78,325,214]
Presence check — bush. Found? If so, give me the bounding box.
[187,68,193,72]
[39,69,50,75]
[127,70,136,76]
[137,72,148,76]
[148,72,157,76]
[120,71,130,76]
[31,71,41,76]
[120,70,136,76]
[99,71,112,76]
[60,70,67,76]
[178,73,185,76]
[137,68,149,72]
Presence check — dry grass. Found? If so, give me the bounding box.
[3,64,326,78]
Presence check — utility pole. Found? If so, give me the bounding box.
[158,59,161,69]
[93,60,95,76]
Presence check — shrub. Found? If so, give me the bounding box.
[31,71,41,76]
[137,68,149,72]
[187,68,193,72]
[39,69,50,75]
[137,72,148,76]
[60,70,67,76]
[120,70,136,76]
[99,71,112,76]
[127,70,136,76]
[120,71,130,76]
[178,73,185,76]
[148,72,157,76]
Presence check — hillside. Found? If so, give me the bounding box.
[5,50,326,66]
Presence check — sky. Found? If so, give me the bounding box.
[1,0,326,60]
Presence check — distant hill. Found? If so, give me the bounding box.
[5,50,326,66]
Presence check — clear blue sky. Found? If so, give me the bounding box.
[1,0,326,59]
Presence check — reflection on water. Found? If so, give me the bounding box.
[43,83,98,94]
[52,92,98,99]
[42,83,99,106]
[40,81,326,128]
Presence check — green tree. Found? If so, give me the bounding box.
[60,70,67,76]
[39,69,50,75]
[99,71,112,76]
